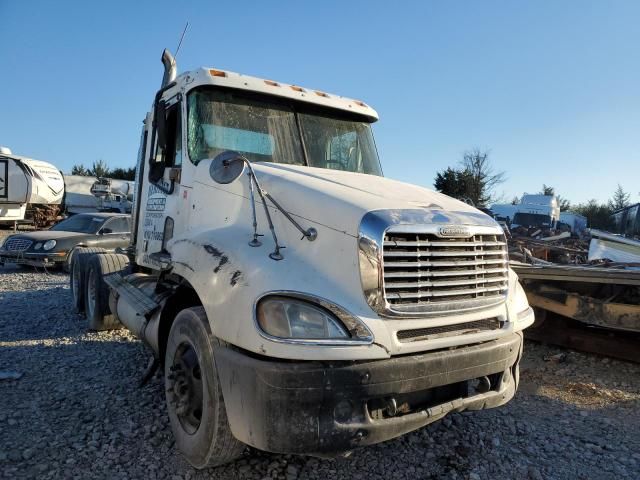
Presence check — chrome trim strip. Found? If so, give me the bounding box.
[358,209,507,319]
[253,290,374,346]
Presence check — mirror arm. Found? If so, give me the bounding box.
[264,193,317,241]
[223,156,317,242]
[234,160,284,260]
[247,171,263,247]
[213,152,318,261]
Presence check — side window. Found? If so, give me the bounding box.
[104,217,129,234]
[165,107,182,168]
[149,102,181,183]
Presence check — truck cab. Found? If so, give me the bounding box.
[72,50,534,468]
[512,194,560,230]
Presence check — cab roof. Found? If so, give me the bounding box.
[174,67,379,122]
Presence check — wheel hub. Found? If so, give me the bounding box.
[168,343,203,434]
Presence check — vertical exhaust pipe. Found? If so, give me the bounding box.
[161,49,177,88]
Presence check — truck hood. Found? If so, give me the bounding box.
[252,163,497,236]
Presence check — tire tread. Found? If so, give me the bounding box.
[85,253,130,331]
[70,247,108,313]
[166,306,245,468]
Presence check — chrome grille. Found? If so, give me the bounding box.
[383,231,508,312]
[3,238,33,252]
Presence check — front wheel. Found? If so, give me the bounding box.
[165,307,245,468]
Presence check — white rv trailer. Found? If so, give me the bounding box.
[0,147,65,227]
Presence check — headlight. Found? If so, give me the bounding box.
[257,297,350,340]
[43,240,57,251]
[34,242,43,250]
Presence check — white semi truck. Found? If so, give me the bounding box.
[71,50,534,468]
[511,194,560,230]
[0,147,65,228]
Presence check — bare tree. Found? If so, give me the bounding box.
[459,148,505,207]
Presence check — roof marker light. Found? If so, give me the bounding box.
[264,80,280,87]
[209,69,227,77]
[290,85,305,92]
[354,100,367,107]
[315,90,329,98]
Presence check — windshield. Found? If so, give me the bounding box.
[187,88,382,175]
[512,212,552,228]
[50,215,106,233]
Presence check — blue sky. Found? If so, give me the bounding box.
[1,1,638,206]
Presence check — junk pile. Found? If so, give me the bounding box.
[508,226,640,362]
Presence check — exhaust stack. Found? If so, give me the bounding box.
[161,49,177,88]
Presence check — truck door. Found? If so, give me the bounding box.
[137,94,187,269]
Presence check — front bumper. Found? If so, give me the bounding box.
[0,250,67,267]
[215,331,523,455]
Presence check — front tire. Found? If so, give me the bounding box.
[165,307,245,468]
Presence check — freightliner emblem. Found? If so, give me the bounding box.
[437,226,472,238]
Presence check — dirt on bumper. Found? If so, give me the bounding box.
[214,331,523,456]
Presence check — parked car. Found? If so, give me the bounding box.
[0,213,130,270]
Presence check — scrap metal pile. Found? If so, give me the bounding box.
[507,226,640,362]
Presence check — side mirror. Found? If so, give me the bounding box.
[154,100,167,150]
[209,151,247,184]
[100,228,113,235]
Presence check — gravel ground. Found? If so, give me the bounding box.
[1,258,639,479]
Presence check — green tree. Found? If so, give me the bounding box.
[89,159,110,178]
[434,167,474,202]
[71,164,89,176]
[539,184,571,211]
[572,200,614,230]
[109,167,136,181]
[609,184,630,211]
[434,149,505,208]
[540,184,554,196]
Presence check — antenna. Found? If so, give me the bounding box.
[174,22,189,59]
